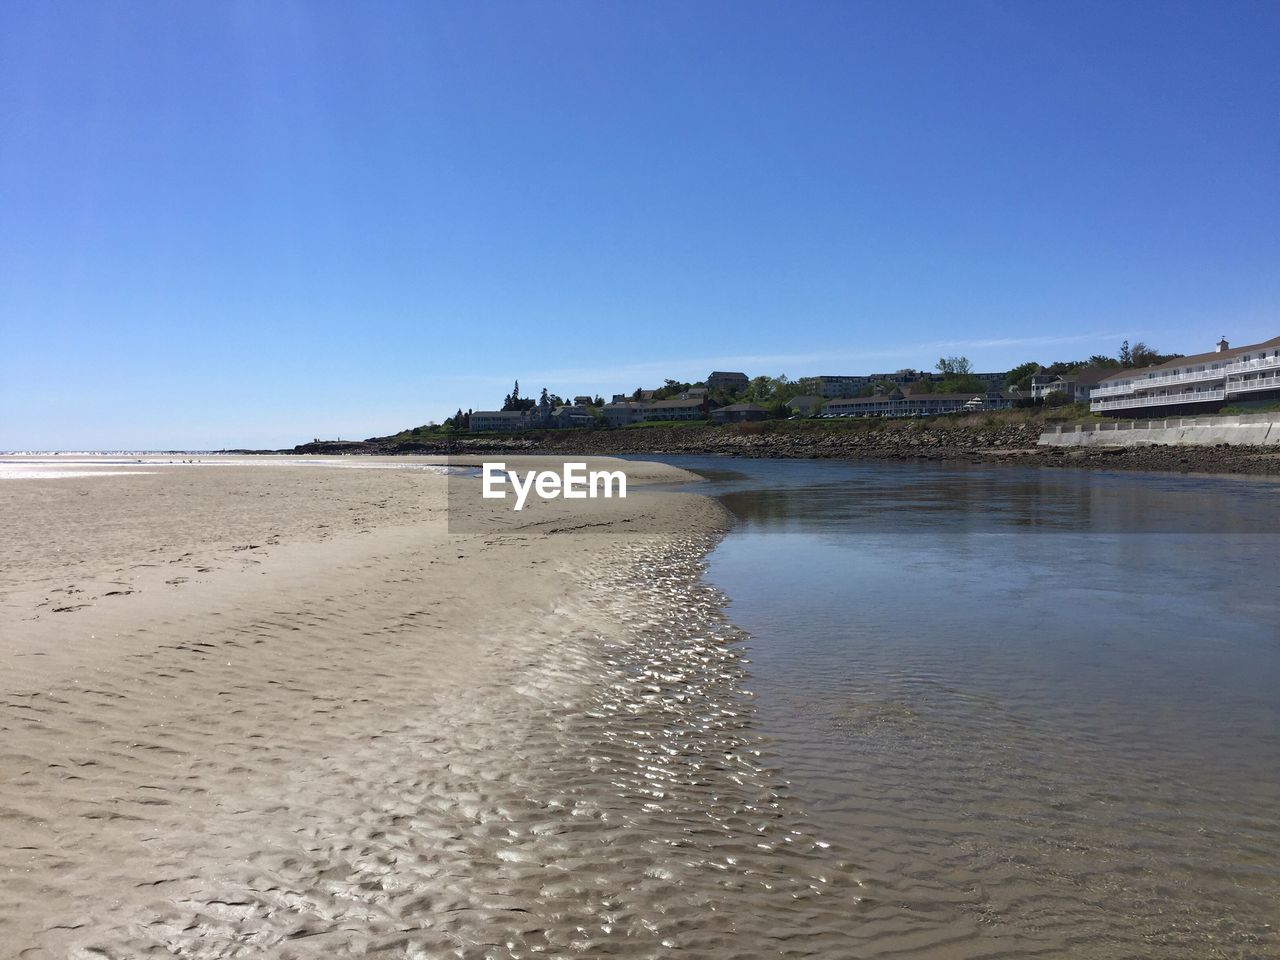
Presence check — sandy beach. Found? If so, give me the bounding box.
[1,456,863,958]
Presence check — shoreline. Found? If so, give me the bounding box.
[271,422,1280,477]
[0,457,874,957]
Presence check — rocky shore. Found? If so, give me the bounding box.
[279,421,1280,477]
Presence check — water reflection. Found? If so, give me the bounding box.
[642,456,1280,958]
[644,456,1280,534]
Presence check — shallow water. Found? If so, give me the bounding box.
[652,457,1280,958]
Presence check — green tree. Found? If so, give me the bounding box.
[936,356,973,377]
[1129,342,1182,367]
[1005,361,1040,390]
[936,375,985,394]
[746,375,773,402]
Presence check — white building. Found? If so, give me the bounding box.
[824,389,983,418]
[1090,336,1280,415]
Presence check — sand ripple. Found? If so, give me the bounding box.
[5,529,874,958]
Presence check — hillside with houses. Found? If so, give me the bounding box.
[409,336,1274,437]
[326,335,1280,449]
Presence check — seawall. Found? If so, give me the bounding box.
[1039,413,1280,448]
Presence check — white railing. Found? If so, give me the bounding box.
[1091,353,1280,398]
[1090,389,1225,412]
[1228,373,1280,395]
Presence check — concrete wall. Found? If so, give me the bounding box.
[1039,413,1280,447]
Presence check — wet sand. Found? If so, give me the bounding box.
[0,457,865,958]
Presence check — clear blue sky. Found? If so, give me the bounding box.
[2,1,1277,449]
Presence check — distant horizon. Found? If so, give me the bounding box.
[3,2,1276,449]
[4,326,1278,449]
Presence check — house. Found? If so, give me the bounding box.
[787,395,825,416]
[550,405,595,429]
[572,395,594,406]
[1031,365,1113,402]
[1028,371,1058,396]
[711,402,770,424]
[1090,336,1280,416]
[707,371,749,394]
[470,410,531,433]
[644,398,707,421]
[602,401,649,427]
[679,387,708,400]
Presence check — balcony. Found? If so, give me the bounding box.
[1090,353,1280,399]
[1229,373,1280,396]
[1091,389,1225,413]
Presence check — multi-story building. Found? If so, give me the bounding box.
[602,401,649,427]
[816,375,872,398]
[601,397,707,425]
[707,371,749,394]
[1090,336,1280,415]
[469,410,531,432]
[823,388,1011,418]
[645,398,707,421]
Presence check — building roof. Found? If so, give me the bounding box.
[1051,364,1116,386]
[649,397,704,409]
[787,394,823,405]
[828,393,893,404]
[472,410,526,418]
[715,402,769,412]
[708,370,747,378]
[1099,335,1280,382]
